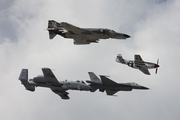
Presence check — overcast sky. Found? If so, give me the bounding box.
[0,0,180,120]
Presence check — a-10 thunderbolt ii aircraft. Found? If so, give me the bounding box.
[47,20,130,45]
[18,68,91,99]
[116,54,160,75]
[86,72,149,96]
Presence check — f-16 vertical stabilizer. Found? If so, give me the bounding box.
[19,69,35,92]
[88,72,102,84]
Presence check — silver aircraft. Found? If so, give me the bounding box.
[18,68,91,99]
[116,54,160,75]
[47,20,130,45]
[86,72,149,96]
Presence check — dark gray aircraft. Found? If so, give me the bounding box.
[47,20,130,45]
[86,72,149,96]
[18,68,91,99]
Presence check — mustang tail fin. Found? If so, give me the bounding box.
[116,54,127,64]
[19,69,35,92]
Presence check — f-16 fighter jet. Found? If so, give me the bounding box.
[116,54,160,75]
[18,68,91,99]
[86,72,148,96]
[47,20,130,45]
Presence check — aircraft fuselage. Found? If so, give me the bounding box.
[29,76,91,91]
[126,60,158,69]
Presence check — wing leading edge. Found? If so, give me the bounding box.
[139,66,150,75]
[99,76,119,95]
[41,68,70,99]
[61,22,91,35]
[134,55,150,75]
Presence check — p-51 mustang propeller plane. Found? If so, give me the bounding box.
[18,68,91,99]
[116,54,160,75]
[86,72,149,96]
[47,20,130,45]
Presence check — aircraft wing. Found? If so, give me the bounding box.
[135,54,144,62]
[100,76,118,85]
[51,89,70,99]
[73,39,99,45]
[134,54,146,66]
[60,22,91,35]
[134,55,150,75]
[42,68,60,85]
[100,76,119,95]
[106,89,119,95]
[42,68,70,99]
[139,66,150,75]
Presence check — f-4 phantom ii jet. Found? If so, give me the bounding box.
[86,72,148,96]
[47,20,130,45]
[116,54,160,75]
[18,68,91,99]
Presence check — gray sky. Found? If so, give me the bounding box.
[0,0,180,120]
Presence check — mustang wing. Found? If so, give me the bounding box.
[139,66,150,75]
[60,22,91,35]
[42,68,70,99]
[134,55,150,75]
[134,54,146,66]
[135,54,143,61]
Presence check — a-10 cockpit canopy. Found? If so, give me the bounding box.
[76,80,86,84]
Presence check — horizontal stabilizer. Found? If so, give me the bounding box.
[49,31,57,39]
[19,69,35,92]
[22,82,35,92]
[116,54,126,64]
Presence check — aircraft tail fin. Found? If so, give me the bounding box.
[19,69,35,92]
[116,54,126,64]
[47,20,60,39]
[88,72,102,84]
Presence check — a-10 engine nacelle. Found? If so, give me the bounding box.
[33,76,46,83]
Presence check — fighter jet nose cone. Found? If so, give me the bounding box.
[145,87,149,90]
[123,34,130,38]
[142,87,149,90]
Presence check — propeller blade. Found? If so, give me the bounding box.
[155,59,159,74]
[155,68,158,74]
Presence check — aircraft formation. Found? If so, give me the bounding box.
[18,20,160,99]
